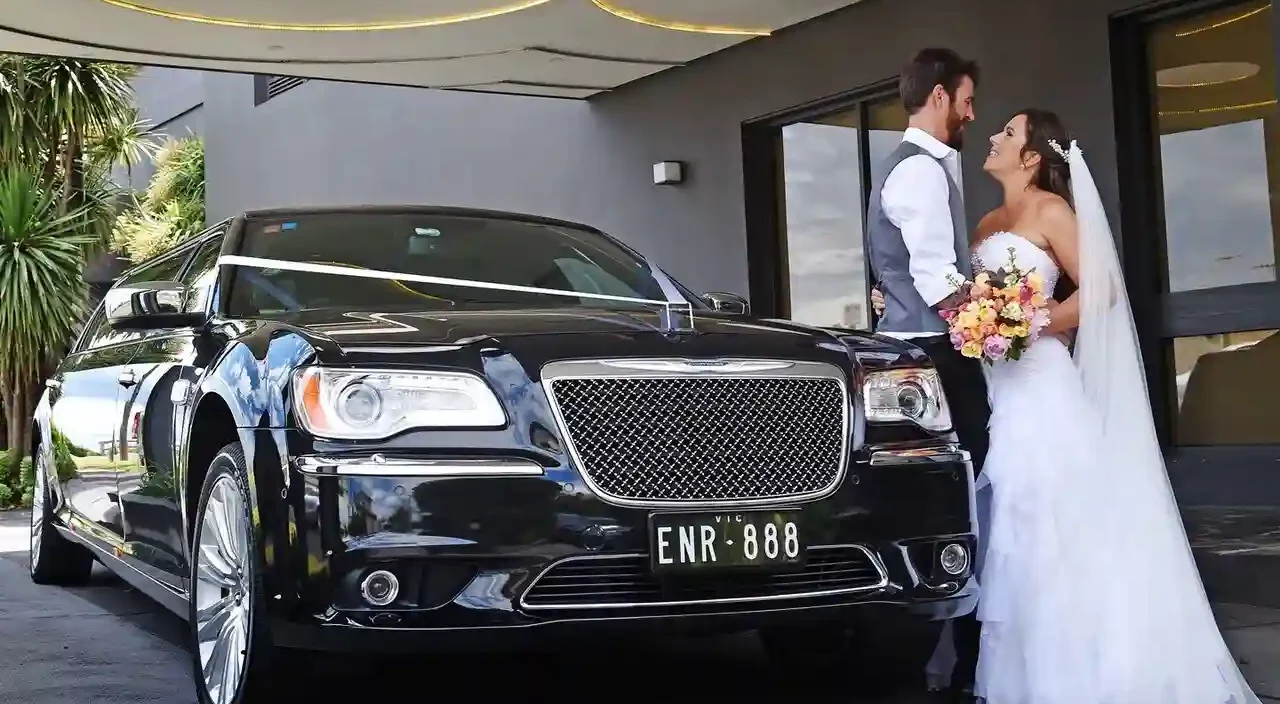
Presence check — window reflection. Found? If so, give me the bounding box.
[1149,0,1279,292]
[779,108,868,329]
[1173,329,1280,444]
[867,97,911,187]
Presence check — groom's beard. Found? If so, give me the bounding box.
[945,112,966,149]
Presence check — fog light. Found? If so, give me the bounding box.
[360,569,400,607]
[940,543,969,576]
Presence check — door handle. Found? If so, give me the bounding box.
[118,370,137,388]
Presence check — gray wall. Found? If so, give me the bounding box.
[201,0,1137,296]
[114,66,204,192]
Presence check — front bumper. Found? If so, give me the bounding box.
[256,435,977,652]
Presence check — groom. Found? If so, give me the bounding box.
[866,48,990,703]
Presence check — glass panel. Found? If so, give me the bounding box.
[1173,329,1280,444]
[1149,1,1279,292]
[227,212,685,315]
[867,97,911,186]
[779,107,868,329]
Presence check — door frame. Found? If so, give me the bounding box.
[1111,0,1280,505]
[741,78,898,321]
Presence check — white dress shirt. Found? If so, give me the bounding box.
[879,128,964,338]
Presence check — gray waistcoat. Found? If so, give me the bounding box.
[867,141,970,334]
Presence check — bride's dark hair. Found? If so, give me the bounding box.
[1015,108,1074,209]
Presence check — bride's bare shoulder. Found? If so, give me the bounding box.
[1033,194,1077,245]
[974,208,1008,241]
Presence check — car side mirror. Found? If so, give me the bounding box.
[105,280,205,330]
[701,291,750,316]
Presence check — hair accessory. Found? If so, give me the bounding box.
[1048,138,1077,160]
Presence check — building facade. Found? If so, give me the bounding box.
[129,0,1280,605]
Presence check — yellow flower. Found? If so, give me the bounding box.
[974,272,991,287]
[1002,302,1025,321]
[1014,322,1030,337]
[1030,293,1047,308]
[980,306,999,323]
[1026,271,1045,293]
[998,323,1018,338]
[956,311,980,330]
[961,340,983,358]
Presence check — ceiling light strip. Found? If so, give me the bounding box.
[96,0,554,31]
[589,0,772,36]
[1174,3,1270,37]
[1159,99,1277,116]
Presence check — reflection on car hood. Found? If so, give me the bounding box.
[251,307,927,368]
[260,307,814,344]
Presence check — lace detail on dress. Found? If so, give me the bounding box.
[971,232,1060,293]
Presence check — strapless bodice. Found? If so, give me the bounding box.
[971,231,1060,292]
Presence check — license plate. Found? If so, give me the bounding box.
[650,509,805,573]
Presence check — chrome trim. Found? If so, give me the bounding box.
[518,544,889,612]
[540,358,851,509]
[869,444,970,467]
[294,455,545,477]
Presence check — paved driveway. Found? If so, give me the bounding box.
[0,510,937,703]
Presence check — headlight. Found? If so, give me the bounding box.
[292,367,506,439]
[863,368,952,432]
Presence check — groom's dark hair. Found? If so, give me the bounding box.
[900,48,980,114]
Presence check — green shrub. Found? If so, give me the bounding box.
[0,483,13,508]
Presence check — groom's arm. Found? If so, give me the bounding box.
[881,155,964,310]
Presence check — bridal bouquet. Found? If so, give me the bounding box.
[942,249,1051,363]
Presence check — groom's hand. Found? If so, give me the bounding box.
[933,283,972,313]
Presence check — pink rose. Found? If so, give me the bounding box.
[983,334,1011,361]
[949,331,965,348]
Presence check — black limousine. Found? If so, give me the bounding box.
[30,207,977,704]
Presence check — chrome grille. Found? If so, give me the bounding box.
[520,545,886,611]
[543,360,848,506]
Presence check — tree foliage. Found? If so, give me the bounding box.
[0,54,149,476]
[112,135,205,261]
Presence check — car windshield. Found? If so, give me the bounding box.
[225,211,696,316]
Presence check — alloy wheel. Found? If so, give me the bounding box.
[194,474,252,704]
[29,454,45,570]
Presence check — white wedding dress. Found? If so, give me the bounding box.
[969,228,1260,704]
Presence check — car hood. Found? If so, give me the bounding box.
[253,307,926,368]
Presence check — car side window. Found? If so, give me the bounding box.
[78,244,197,351]
[181,233,225,314]
[75,301,115,352]
[117,249,190,288]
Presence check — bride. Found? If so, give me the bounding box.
[873,108,1260,703]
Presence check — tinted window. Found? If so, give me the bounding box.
[227,212,686,315]
[118,249,190,287]
[76,303,115,352]
[182,233,225,314]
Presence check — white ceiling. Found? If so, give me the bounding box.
[0,0,861,98]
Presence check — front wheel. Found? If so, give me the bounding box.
[29,447,93,585]
[189,443,284,704]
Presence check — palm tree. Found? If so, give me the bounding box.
[0,166,94,466]
[0,54,145,473]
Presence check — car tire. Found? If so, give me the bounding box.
[29,446,94,586]
[189,443,287,704]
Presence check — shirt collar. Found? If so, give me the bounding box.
[903,127,955,160]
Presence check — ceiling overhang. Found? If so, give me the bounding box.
[0,0,862,98]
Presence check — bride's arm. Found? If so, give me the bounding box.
[1039,198,1082,336]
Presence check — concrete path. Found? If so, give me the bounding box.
[0,509,1274,702]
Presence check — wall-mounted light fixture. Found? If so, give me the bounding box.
[653,161,685,186]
